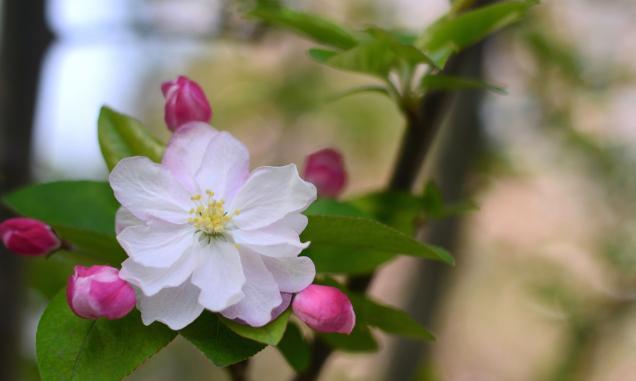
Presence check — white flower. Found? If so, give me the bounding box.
[109,122,317,330]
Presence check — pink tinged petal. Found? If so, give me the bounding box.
[137,280,204,330]
[119,244,203,296]
[191,240,245,312]
[271,293,292,320]
[67,265,136,320]
[161,122,219,194]
[221,249,283,327]
[67,273,98,319]
[72,266,121,316]
[117,220,195,268]
[109,157,191,224]
[194,131,250,201]
[0,217,61,256]
[115,207,143,234]
[89,278,137,319]
[302,148,347,198]
[261,256,315,293]
[292,285,356,334]
[230,165,317,230]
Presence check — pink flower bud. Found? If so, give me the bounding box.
[302,148,347,198]
[67,265,136,320]
[0,218,61,256]
[161,75,212,132]
[292,285,355,334]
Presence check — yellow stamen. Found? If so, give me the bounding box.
[187,191,239,236]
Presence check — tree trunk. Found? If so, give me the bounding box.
[0,1,52,380]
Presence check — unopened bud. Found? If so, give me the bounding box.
[302,148,347,198]
[161,75,212,131]
[0,217,61,256]
[292,285,355,334]
[67,265,136,320]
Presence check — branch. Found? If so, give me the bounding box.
[292,82,453,381]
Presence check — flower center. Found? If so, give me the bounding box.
[187,190,239,237]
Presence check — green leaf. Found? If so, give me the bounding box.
[221,310,291,346]
[417,0,536,67]
[98,106,164,170]
[450,0,478,15]
[305,198,370,218]
[421,182,478,220]
[37,292,176,381]
[389,30,418,45]
[350,294,434,341]
[349,191,427,235]
[26,254,76,299]
[323,39,398,78]
[421,182,444,217]
[2,181,125,264]
[54,227,126,265]
[327,85,390,102]
[302,215,454,265]
[250,6,357,50]
[304,200,409,273]
[320,324,378,352]
[366,27,438,68]
[3,181,118,236]
[350,188,476,235]
[421,74,507,94]
[277,322,311,372]
[308,48,338,63]
[181,313,266,367]
[305,245,394,274]
[316,278,434,341]
[311,27,437,75]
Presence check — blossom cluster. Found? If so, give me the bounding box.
[1,76,354,334]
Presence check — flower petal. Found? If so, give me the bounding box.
[221,249,282,327]
[271,293,292,320]
[194,131,250,201]
[230,165,316,230]
[231,213,309,257]
[284,213,309,234]
[117,220,195,268]
[191,240,245,312]
[162,122,219,194]
[120,244,203,296]
[110,156,191,223]
[115,207,143,234]
[261,256,315,293]
[137,281,204,330]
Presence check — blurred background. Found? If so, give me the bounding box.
[1,0,636,380]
